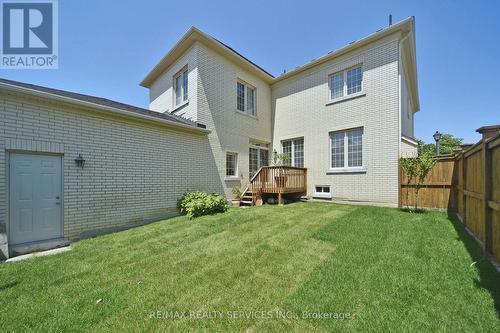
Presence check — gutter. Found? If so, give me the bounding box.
[401,135,419,146]
[0,81,211,135]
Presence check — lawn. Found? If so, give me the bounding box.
[1,202,499,332]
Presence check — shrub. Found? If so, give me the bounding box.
[177,191,229,219]
[231,187,242,200]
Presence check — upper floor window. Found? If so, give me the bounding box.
[174,67,188,106]
[236,81,256,116]
[329,65,363,100]
[281,138,304,167]
[330,127,363,169]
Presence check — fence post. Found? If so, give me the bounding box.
[462,150,467,226]
[483,139,492,253]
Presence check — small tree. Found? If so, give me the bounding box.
[400,154,436,211]
[399,156,418,209]
[413,153,436,211]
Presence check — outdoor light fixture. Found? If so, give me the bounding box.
[433,131,442,155]
[74,153,86,168]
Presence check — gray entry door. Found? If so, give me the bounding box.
[10,154,62,245]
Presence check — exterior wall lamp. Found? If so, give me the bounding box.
[75,153,86,168]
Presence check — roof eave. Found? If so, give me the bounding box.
[0,81,210,135]
[140,27,274,88]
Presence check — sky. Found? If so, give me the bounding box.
[1,0,499,143]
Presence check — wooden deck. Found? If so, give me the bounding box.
[249,166,307,204]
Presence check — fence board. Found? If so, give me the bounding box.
[491,140,500,261]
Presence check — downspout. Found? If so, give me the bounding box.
[398,32,411,154]
[398,32,410,207]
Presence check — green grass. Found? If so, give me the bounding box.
[1,202,499,332]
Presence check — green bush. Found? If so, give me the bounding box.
[177,191,229,219]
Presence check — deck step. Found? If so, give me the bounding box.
[240,187,255,206]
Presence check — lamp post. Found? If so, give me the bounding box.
[433,131,442,156]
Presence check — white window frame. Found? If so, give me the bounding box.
[225,152,239,180]
[173,66,188,107]
[281,137,304,167]
[236,80,256,117]
[328,127,366,173]
[328,65,364,103]
[314,185,331,199]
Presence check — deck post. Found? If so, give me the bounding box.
[278,192,283,205]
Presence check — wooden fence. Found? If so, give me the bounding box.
[399,155,455,210]
[399,130,500,263]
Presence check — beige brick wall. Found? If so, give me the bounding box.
[147,32,416,205]
[0,92,223,250]
[271,35,402,205]
[401,139,418,157]
[149,45,198,121]
[195,43,272,197]
[149,42,273,198]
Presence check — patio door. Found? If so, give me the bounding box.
[249,143,269,179]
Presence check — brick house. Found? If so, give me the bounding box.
[0,17,419,258]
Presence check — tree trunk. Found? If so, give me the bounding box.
[406,180,410,209]
[414,187,419,211]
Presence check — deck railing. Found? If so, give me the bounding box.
[250,166,307,204]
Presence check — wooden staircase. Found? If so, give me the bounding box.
[240,187,254,207]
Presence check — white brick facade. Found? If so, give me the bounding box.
[147,30,417,205]
[272,36,402,205]
[0,91,222,257]
[149,42,273,198]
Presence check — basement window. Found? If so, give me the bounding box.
[314,185,331,199]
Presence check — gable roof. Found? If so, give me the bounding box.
[0,78,209,133]
[140,27,275,87]
[141,17,419,111]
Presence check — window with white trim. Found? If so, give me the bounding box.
[226,152,238,177]
[329,65,363,100]
[174,67,188,106]
[281,138,304,167]
[330,128,363,169]
[314,185,331,198]
[236,81,256,116]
